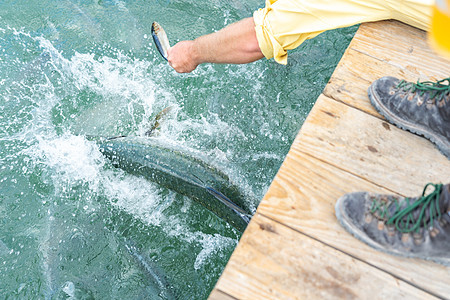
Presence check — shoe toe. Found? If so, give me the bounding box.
[335,192,369,231]
[368,76,400,105]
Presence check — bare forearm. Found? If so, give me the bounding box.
[194,17,263,64]
[167,17,263,73]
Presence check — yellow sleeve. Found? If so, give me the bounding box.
[253,0,431,65]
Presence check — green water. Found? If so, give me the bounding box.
[0,0,357,299]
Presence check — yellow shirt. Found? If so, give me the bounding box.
[253,0,433,64]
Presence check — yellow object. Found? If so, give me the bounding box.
[253,0,433,64]
[429,0,450,58]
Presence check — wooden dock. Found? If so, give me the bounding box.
[209,20,450,300]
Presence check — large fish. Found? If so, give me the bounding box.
[96,136,252,232]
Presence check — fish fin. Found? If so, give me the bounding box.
[191,175,251,223]
[190,173,208,188]
[107,135,127,140]
[85,135,127,142]
[145,106,173,137]
[206,187,251,224]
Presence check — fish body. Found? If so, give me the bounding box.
[97,136,252,232]
[151,22,170,61]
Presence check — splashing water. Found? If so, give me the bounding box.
[0,0,357,298]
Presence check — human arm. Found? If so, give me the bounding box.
[167,17,264,73]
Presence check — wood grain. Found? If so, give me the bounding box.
[208,289,237,300]
[257,150,450,297]
[352,21,450,79]
[210,20,450,300]
[213,214,439,300]
[296,94,449,195]
[324,21,450,116]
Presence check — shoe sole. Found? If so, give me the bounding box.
[368,84,450,159]
[335,195,450,267]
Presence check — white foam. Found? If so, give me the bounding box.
[31,134,104,189]
[62,281,75,298]
[8,32,256,270]
[194,233,236,270]
[26,132,237,268]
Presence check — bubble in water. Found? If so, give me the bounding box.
[62,281,75,298]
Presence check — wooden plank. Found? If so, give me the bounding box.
[296,94,449,195]
[256,94,450,298]
[209,289,237,300]
[352,21,450,78]
[324,21,450,116]
[324,48,418,117]
[257,150,450,298]
[210,20,450,300]
[213,214,439,300]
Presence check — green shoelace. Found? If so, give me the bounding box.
[397,77,450,103]
[370,183,444,233]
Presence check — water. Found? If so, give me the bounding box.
[0,0,357,298]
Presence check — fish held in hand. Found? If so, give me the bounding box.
[151,22,170,61]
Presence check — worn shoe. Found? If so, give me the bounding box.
[368,76,450,159]
[335,183,450,266]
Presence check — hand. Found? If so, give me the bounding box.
[167,40,199,73]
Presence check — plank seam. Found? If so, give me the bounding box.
[255,212,445,300]
[291,147,406,197]
[321,88,385,122]
[348,47,389,64]
[213,289,240,300]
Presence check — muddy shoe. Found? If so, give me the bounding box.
[368,76,450,159]
[335,183,450,266]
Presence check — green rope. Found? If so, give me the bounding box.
[370,183,443,233]
[397,77,450,102]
